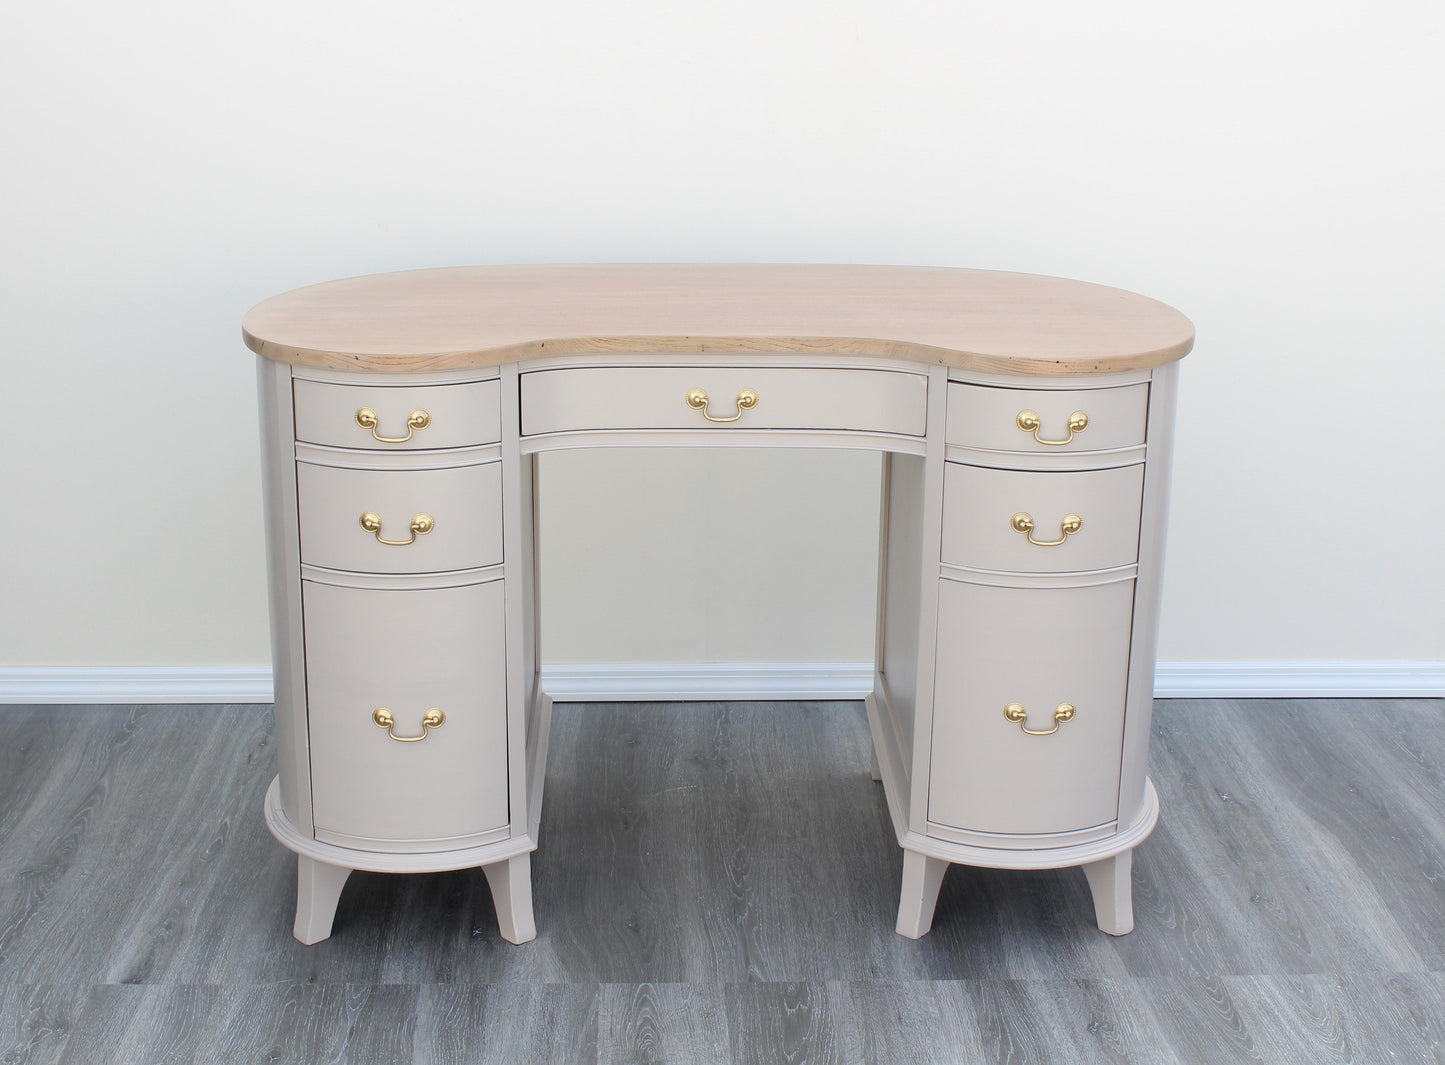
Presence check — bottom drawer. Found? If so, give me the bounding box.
[928,578,1134,838]
[303,579,509,852]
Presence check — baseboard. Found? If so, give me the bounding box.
[539,662,877,702]
[543,661,1445,701]
[0,667,274,705]
[1,660,1440,706]
[1152,660,1445,699]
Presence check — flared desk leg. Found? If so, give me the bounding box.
[294,856,352,945]
[1082,851,1135,935]
[895,851,949,939]
[484,853,537,944]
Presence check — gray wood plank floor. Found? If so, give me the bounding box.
[0,698,1441,1063]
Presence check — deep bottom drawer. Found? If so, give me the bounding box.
[303,579,509,851]
[928,578,1134,838]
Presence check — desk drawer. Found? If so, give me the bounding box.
[941,463,1143,573]
[293,378,501,451]
[303,580,510,851]
[947,382,1148,454]
[521,367,928,436]
[296,461,503,574]
[929,579,1134,838]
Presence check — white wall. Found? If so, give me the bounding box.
[538,448,881,665]
[2,1,1441,676]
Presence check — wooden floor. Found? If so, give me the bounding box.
[0,698,1442,1063]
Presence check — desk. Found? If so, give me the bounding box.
[243,264,1193,945]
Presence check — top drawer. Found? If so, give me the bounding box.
[293,378,501,451]
[946,382,1148,454]
[521,367,928,437]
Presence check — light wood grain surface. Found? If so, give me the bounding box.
[4,697,1440,1062]
[242,264,1195,375]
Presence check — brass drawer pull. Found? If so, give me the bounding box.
[686,388,758,423]
[355,407,431,443]
[1011,512,1082,547]
[359,512,434,546]
[1004,702,1075,736]
[1016,409,1088,445]
[372,706,445,742]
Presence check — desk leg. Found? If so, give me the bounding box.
[895,851,949,939]
[1082,850,1135,935]
[483,854,537,944]
[294,857,352,945]
[868,741,882,783]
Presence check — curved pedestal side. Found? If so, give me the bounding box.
[264,777,537,945]
[895,777,1160,939]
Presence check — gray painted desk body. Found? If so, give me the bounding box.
[244,265,1193,944]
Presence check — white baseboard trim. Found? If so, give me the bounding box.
[539,662,877,702]
[0,667,274,705]
[1152,660,1444,699]
[543,661,1445,701]
[1,660,1440,706]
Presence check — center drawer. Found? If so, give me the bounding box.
[520,367,928,436]
[302,579,510,852]
[296,460,503,574]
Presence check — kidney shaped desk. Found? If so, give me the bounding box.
[242,264,1193,946]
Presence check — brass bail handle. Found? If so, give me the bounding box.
[372,707,445,742]
[356,407,431,443]
[1004,702,1076,736]
[1011,512,1082,547]
[1016,409,1088,445]
[686,388,758,423]
[360,512,434,546]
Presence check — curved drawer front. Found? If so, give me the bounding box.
[521,366,928,436]
[293,378,501,451]
[941,462,1143,573]
[947,382,1148,454]
[303,580,509,851]
[928,578,1134,838]
[297,461,503,574]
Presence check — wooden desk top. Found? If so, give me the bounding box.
[242,264,1194,375]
